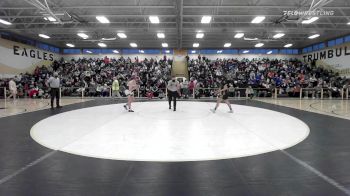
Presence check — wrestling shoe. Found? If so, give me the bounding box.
[123,105,128,110]
[128,109,134,112]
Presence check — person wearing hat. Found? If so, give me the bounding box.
[46,72,62,109]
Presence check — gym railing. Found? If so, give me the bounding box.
[2,86,347,100]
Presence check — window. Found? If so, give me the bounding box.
[336,37,344,45]
[328,40,335,47]
[319,43,325,49]
[345,35,350,43]
[63,49,81,54]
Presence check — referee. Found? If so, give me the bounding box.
[167,77,181,111]
[46,72,62,109]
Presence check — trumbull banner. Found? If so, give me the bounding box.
[0,38,57,74]
[302,42,350,71]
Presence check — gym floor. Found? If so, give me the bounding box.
[0,98,350,196]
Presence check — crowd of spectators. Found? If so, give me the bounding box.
[0,56,172,98]
[0,55,349,99]
[186,56,349,98]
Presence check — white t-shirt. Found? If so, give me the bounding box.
[9,80,17,91]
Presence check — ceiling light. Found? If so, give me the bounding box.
[196,33,204,38]
[149,16,159,23]
[347,22,350,25]
[273,33,285,39]
[251,16,265,23]
[162,43,168,47]
[193,43,199,48]
[96,16,110,23]
[98,43,107,47]
[201,16,212,23]
[0,19,12,25]
[113,50,119,54]
[243,50,249,53]
[224,43,231,47]
[308,34,320,39]
[38,34,50,39]
[244,37,258,41]
[86,50,92,54]
[77,33,88,39]
[267,51,273,54]
[66,43,75,47]
[157,33,165,38]
[101,37,116,40]
[117,33,127,38]
[255,43,264,47]
[130,43,137,47]
[47,16,56,22]
[284,43,293,48]
[302,17,319,24]
[234,33,244,38]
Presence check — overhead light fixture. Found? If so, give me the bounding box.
[66,43,75,47]
[244,37,258,41]
[302,17,319,24]
[102,37,116,40]
[255,43,264,47]
[191,50,196,53]
[139,50,145,53]
[47,16,56,22]
[347,22,350,25]
[96,16,110,23]
[86,50,92,54]
[217,50,223,54]
[251,16,265,23]
[193,43,199,48]
[77,33,89,39]
[113,50,119,54]
[243,50,249,53]
[273,33,285,39]
[224,43,231,47]
[165,50,170,53]
[234,33,244,38]
[284,43,293,48]
[130,43,137,47]
[201,16,212,23]
[38,34,50,39]
[267,51,273,54]
[162,43,168,47]
[196,33,204,38]
[149,16,160,23]
[0,19,12,25]
[157,33,165,38]
[117,33,127,38]
[308,34,320,39]
[98,43,107,47]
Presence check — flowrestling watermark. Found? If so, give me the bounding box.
[283,10,334,16]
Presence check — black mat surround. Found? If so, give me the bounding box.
[0,99,349,196]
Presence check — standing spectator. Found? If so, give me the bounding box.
[8,77,17,101]
[46,72,62,109]
[112,77,121,98]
